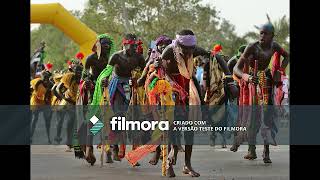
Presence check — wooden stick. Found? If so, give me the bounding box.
[100,130,104,167]
[162,144,167,176]
[160,93,167,176]
[100,87,109,167]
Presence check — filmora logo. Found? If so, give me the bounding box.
[89,116,104,135]
[110,116,169,131]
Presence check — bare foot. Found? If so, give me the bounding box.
[85,154,96,166]
[149,155,159,165]
[149,158,158,165]
[182,165,200,177]
[263,158,272,163]
[85,146,96,166]
[263,151,272,163]
[230,144,239,152]
[244,151,257,160]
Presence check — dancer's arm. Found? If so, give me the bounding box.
[233,44,258,84]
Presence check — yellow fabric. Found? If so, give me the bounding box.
[161,145,167,176]
[53,74,63,83]
[60,73,74,89]
[60,72,79,104]
[51,96,62,106]
[149,80,175,106]
[52,76,62,106]
[124,72,175,168]
[30,78,47,105]
[131,69,146,105]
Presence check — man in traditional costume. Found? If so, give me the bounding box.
[100,33,145,162]
[52,71,65,144]
[227,45,247,152]
[125,30,237,177]
[84,35,116,163]
[233,20,289,163]
[136,35,180,165]
[203,43,238,148]
[159,30,235,177]
[76,34,115,165]
[30,70,54,144]
[56,64,83,151]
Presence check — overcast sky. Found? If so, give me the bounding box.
[31,0,289,36]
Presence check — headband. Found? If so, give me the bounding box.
[175,34,196,46]
[122,38,142,45]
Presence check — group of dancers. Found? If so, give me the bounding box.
[30,19,289,177]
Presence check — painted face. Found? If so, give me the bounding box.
[178,42,195,59]
[100,38,111,53]
[259,28,273,45]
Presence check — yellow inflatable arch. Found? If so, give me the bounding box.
[31,3,97,61]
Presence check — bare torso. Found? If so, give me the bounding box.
[247,41,281,70]
[85,53,109,81]
[109,50,145,78]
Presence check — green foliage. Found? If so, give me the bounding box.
[79,0,248,56]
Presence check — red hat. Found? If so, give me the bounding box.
[214,44,222,52]
[45,63,53,70]
[211,44,222,56]
[75,52,84,60]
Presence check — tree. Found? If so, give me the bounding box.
[214,19,247,56]
[31,0,249,70]
[79,0,246,56]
